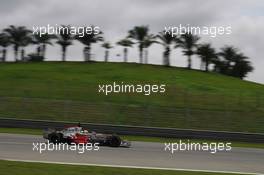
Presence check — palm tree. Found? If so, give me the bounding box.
[196,43,217,72]
[217,46,253,78]
[220,47,253,78]
[102,42,113,62]
[175,33,200,69]
[218,46,237,65]
[20,36,32,61]
[116,38,134,62]
[142,34,157,64]
[128,26,149,63]
[211,56,223,72]
[0,33,11,61]
[76,26,103,62]
[217,46,238,75]
[4,25,32,61]
[33,33,55,58]
[232,54,253,79]
[157,31,176,66]
[56,25,74,61]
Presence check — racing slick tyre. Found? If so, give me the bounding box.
[108,135,121,147]
[48,133,62,144]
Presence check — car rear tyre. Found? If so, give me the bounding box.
[109,135,121,147]
[49,134,61,144]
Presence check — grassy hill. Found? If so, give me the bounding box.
[0,62,263,133]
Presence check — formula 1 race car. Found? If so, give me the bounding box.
[43,126,131,147]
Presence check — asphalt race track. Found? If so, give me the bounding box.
[0,133,263,174]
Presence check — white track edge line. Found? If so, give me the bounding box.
[1,158,263,175]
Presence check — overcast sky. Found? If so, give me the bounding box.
[0,0,263,84]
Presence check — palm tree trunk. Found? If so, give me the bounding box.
[105,50,109,62]
[42,44,46,58]
[124,48,128,62]
[167,47,170,66]
[83,47,87,61]
[139,46,143,64]
[83,45,91,62]
[14,45,18,62]
[205,61,209,72]
[2,48,7,62]
[144,49,148,64]
[62,46,66,61]
[187,55,192,69]
[200,60,205,70]
[163,46,170,66]
[37,46,41,56]
[21,48,25,61]
[87,46,91,61]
